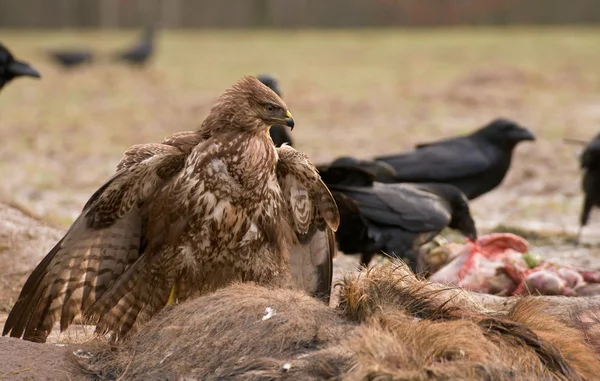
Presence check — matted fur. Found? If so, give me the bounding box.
[79,283,354,380]
[337,261,489,322]
[79,263,600,381]
[338,262,600,381]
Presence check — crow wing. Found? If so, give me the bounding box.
[328,183,451,234]
[375,138,492,182]
[581,135,600,169]
[2,144,187,343]
[276,145,339,302]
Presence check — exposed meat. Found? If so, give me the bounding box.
[428,233,600,296]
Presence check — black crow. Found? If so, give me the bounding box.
[317,156,399,185]
[578,132,600,241]
[319,164,477,270]
[257,73,294,147]
[0,43,40,90]
[114,27,155,67]
[46,49,94,68]
[374,118,536,199]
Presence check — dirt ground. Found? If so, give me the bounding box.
[1,28,600,379]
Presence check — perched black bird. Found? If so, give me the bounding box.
[0,43,40,90]
[114,27,155,67]
[257,73,294,147]
[319,164,477,270]
[374,118,536,199]
[578,132,600,241]
[46,49,93,68]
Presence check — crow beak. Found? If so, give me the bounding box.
[284,110,295,130]
[515,128,536,142]
[8,60,41,79]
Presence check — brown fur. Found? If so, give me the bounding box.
[338,262,600,381]
[337,262,479,323]
[344,322,522,381]
[569,306,600,354]
[505,299,600,380]
[79,283,354,380]
[79,263,600,381]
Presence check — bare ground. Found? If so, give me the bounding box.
[1,28,600,378]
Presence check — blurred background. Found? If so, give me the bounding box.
[2,0,600,28]
[1,0,600,260]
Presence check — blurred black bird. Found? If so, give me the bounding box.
[0,43,40,90]
[257,73,294,147]
[578,132,600,241]
[46,49,93,68]
[317,156,399,184]
[318,163,477,270]
[374,118,536,199]
[114,27,155,67]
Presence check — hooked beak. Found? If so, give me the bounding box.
[284,110,295,130]
[8,60,41,79]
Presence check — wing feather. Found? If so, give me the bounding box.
[276,145,339,302]
[375,139,491,182]
[327,183,452,234]
[86,137,227,339]
[2,144,187,342]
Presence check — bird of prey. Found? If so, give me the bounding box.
[257,73,294,147]
[0,43,40,90]
[114,26,155,66]
[374,118,536,199]
[3,76,339,343]
[46,49,94,69]
[319,163,477,269]
[578,132,600,241]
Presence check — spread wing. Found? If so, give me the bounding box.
[117,131,203,171]
[276,145,339,302]
[87,138,229,340]
[375,138,491,182]
[2,144,187,343]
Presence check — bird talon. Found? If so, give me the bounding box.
[166,285,178,307]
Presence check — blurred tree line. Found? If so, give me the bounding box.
[0,0,599,28]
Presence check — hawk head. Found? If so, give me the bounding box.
[200,76,294,135]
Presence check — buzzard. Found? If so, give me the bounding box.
[3,76,339,343]
[256,73,294,147]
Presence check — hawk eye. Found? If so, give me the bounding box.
[265,103,276,113]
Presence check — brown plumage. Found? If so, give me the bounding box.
[3,76,339,343]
